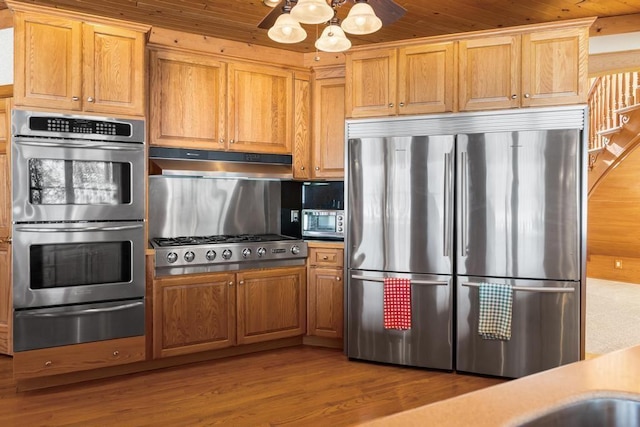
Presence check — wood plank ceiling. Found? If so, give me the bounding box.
[1,0,640,52]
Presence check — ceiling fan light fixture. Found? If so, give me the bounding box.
[290,0,335,24]
[341,2,382,35]
[315,24,352,53]
[268,13,307,43]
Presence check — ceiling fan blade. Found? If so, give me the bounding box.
[367,0,407,26]
[258,1,288,29]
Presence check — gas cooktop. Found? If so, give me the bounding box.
[150,233,307,275]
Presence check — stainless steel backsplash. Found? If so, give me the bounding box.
[148,177,281,238]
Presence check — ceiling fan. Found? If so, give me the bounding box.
[258,0,407,30]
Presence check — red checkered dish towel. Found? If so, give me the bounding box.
[383,277,412,330]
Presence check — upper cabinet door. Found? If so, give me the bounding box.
[398,43,455,115]
[521,27,588,107]
[345,48,397,118]
[227,63,293,154]
[458,35,521,111]
[149,49,227,149]
[14,12,83,111]
[313,77,345,179]
[82,24,146,116]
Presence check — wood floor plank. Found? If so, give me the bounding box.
[0,347,506,425]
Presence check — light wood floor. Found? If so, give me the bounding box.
[0,346,505,426]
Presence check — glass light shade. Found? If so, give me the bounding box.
[268,13,307,43]
[290,0,334,24]
[341,2,382,35]
[315,24,352,53]
[263,0,281,7]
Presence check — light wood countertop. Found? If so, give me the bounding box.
[361,345,640,426]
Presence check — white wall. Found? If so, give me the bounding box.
[0,28,13,85]
[590,32,640,54]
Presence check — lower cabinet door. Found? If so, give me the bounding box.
[153,272,236,358]
[308,267,343,339]
[236,267,306,345]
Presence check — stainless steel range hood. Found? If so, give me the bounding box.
[149,147,293,179]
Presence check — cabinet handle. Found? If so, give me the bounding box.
[72,96,80,101]
[87,96,95,103]
[511,94,517,99]
[44,360,52,367]
[239,280,244,285]
[322,256,329,260]
[315,166,320,171]
[229,139,235,144]
[336,276,341,281]
[219,138,225,144]
[399,102,405,107]
[524,93,530,98]
[228,281,233,286]
[113,350,119,357]
[389,103,394,108]
[300,166,305,170]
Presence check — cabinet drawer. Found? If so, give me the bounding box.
[309,248,344,267]
[13,336,145,379]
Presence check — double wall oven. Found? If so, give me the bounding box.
[11,110,146,352]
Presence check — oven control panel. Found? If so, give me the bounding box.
[29,116,132,136]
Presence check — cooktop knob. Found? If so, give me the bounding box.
[242,248,252,258]
[222,249,232,260]
[291,245,301,255]
[257,247,267,257]
[206,250,216,261]
[184,251,195,262]
[167,252,178,264]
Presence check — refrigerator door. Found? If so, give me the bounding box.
[456,275,580,378]
[347,270,453,370]
[348,135,455,275]
[457,130,581,281]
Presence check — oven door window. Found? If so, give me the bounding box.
[29,159,131,205]
[30,241,132,289]
[312,215,336,232]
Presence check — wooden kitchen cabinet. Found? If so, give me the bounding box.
[149,48,294,155]
[13,336,146,379]
[459,26,588,111]
[312,73,346,179]
[307,247,344,340]
[152,272,236,359]
[236,267,306,345]
[149,49,227,150]
[293,72,312,180]
[13,10,147,116]
[0,94,12,356]
[345,42,455,118]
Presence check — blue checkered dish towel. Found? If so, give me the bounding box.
[478,282,513,341]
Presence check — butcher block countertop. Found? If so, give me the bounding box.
[362,345,640,426]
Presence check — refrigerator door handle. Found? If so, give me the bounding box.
[460,151,468,257]
[444,151,452,258]
[461,282,575,293]
[351,274,448,286]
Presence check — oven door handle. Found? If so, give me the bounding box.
[15,224,144,233]
[14,138,143,151]
[20,301,144,318]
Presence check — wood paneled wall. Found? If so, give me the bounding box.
[588,143,640,284]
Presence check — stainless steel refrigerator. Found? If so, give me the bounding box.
[345,106,586,377]
[346,135,455,370]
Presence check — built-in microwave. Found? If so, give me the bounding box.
[302,209,344,240]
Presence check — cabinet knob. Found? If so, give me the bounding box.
[228,281,233,286]
[389,103,394,108]
[399,102,405,107]
[524,93,530,98]
[72,96,80,101]
[322,256,329,260]
[511,94,517,100]
[44,360,52,367]
[239,280,244,285]
[219,138,225,144]
[336,276,341,281]
[87,96,95,103]
[229,139,235,144]
[315,166,320,171]
[300,166,305,170]
[113,350,119,357]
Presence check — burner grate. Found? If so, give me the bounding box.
[151,234,295,247]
